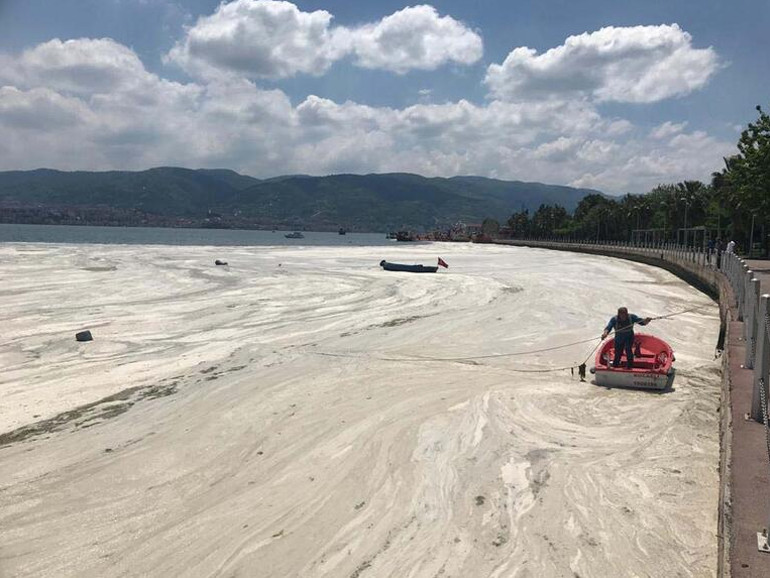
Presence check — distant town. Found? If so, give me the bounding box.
[0,202,498,241]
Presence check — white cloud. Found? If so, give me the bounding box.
[605,119,634,136]
[166,1,482,79]
[649,121,687,139]
[485,24,718,103]
[576,139,620,164]
[0,86,91,129]
[343,5,482,74]
[166,0,345,79]
[534,137,579,161]
[568,131,733,192]
[0,32,734,194]
[0,38,159,96]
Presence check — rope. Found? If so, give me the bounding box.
[391,335,601,362]
[649,304,712,321]
[314,304,711,375]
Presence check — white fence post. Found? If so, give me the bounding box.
[751,295,770,423]
[737,263,749,321]
[744,270,755,339]
[746,278,761,368]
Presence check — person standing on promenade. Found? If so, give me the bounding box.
[726,239,736,254]
[707,238,715,265]
[716,238,724,268]
[601,307,652,369]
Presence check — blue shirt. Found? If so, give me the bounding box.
[605,314,646,334]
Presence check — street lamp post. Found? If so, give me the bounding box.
[596,213,600,242]
[680,197,690,246]
[634,208,640,245]
[717,199,722,239]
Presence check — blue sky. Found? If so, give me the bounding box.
[0,0,767,194]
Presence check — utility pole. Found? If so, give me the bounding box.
[717,200,722,239]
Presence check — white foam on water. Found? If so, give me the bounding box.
[0,242,721,577]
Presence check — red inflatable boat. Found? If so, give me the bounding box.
[590,333,676,390]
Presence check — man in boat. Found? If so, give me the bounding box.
[601,307,652,369]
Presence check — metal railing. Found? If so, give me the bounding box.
[719,252,770,425]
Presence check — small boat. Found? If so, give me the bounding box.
[284,231,304,239]
[338,228,346,235]
[386,232,398,240]
[590,333,675,390]
[396,231,416,242]
[380,260,438,273]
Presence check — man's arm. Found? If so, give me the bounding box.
[633,314,653,326]
[601,317,615,339]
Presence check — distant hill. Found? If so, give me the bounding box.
[0,167,601,231]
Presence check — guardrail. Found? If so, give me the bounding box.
[719,251,770,425]
[715,250,770,557]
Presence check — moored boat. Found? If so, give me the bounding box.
[590,333,675,390]
[379,260,438,273]
[284,231,304,239]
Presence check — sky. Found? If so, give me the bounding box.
[0,0,767,194]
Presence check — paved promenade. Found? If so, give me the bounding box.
[731,260,770,577]
[747,260,770,277]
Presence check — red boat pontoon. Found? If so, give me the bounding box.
[590,333,676,390]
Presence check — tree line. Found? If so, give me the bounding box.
[495,106,770,257]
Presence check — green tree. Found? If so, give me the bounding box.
[646,184,678,238]
[573,194,619,240]
[730,106,770,253]
[482,217,500,237]
[507,209,530,237]
[735,107,770,211]
[531,204,570,236]
[711,156,741,239]
[710,106,770,254]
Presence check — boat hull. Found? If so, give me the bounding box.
[379,260,438,273]
[592,366,675,390]
[590,333,675,390]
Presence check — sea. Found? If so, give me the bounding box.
[0,224,400,247]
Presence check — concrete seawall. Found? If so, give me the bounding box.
[495,239,770,578]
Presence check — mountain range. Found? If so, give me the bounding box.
[0,167,601,231]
